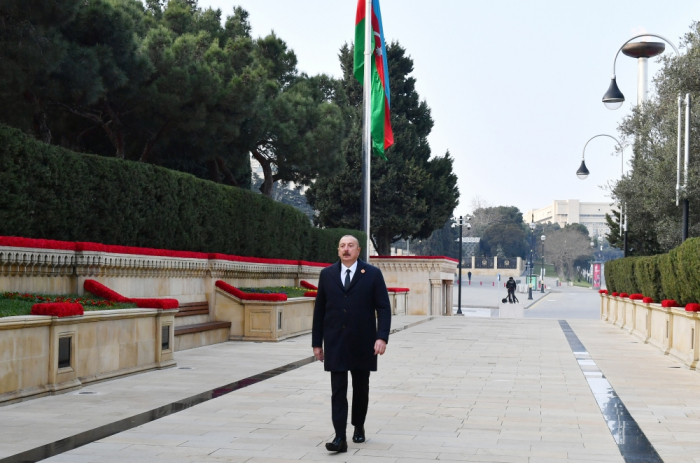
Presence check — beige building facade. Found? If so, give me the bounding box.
[525,200,617,238]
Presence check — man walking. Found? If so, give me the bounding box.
[506,276,518,303]
[467,271,472,283]
[312,235,391,452]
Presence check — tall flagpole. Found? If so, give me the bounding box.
[361,0,372,261]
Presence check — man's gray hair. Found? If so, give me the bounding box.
[338,235,360,247]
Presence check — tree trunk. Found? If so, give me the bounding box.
[215,156,239,187]
[206,158,222,183]
[24,91,51,144]
[103,101,125,159]
[375,230,393,256]
[252,148,274,196]
[139,121,171,162]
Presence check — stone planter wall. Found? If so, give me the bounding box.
[388,290,409,316]
[0,309,175,405]
[601,294,700,370]
[213,288,315,342]
[372,257,457,316]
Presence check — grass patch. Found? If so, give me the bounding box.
[531,263,556,278]
[238,286,309,298]
[0,293,136,318]
[572,280,592,288]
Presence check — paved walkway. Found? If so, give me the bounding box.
[3,312,700,463]
[0,316,430,460]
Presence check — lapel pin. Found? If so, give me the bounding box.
[361,269,366,273]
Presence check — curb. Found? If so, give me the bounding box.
[390,316,436,334]
[524,291,551,310]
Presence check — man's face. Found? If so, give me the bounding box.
[338,236,361,265]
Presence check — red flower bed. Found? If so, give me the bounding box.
[375,255,459,263]
[685,303,700,312]
[215,281,287,302]
[598,289,608,294]
[304,291,318,297]
[662,299,679,308]
[132,298,179,310]
[31,303,84,317]
[619,293,629,298]
[84,280,130,302]
[387,287,410,293]
[642,297,654,304]
[0,236,76,251]
[300,261,332,268]
[612,292,618,296]
[1,236,334,266]
[629,294,644,300]
[300,280,318,290]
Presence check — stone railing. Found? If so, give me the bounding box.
[371,256,458,316]
[600,294,699,370]
[0,243,326,303]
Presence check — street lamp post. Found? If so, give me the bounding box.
[576,134,628,256]
[602,34,690,243]
[540,235,546,293]
[453,216,471,316]
[528,220,535,300]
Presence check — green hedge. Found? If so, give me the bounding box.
[605,237,700,304]
[0,124,363,263]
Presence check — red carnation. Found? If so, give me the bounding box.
[304,291,318,297]
[685,303,700,312]
[612,292,619,296]
[619,293,629,298]
[629,294,643,300]
[598,289,608,294]
[300,280,318,290]
[642,297,654,304]
[31,303,83,317]
[662,300,679,308]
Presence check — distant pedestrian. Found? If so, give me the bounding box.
[467,271,472,283]
[506,276,518,303]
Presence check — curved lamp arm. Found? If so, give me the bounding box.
[611,33,680,78]
[582,134,625,177]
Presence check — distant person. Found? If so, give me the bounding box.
[467,271,472,283]
[506,276,518,303]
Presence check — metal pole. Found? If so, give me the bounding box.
[528,231,533,300]
[541,241,545,293]
[457,217,463,315]
[682,93,691,241]
[676,94,682,206]
[637,57,648,106]
[360,0,372,261]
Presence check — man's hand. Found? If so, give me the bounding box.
[313,347,324,362]
[374,339,387,356]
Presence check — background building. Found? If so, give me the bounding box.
[525,200,616,238]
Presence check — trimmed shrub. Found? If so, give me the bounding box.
[674,238,700,305]
[0,124,364,263]
[634,256,663,302]
[658,251,683,303]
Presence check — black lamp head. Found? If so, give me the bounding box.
[576,160,590,180]
[602,77,624,110]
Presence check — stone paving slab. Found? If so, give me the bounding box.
[43,318,626,463]
[0,315,430,460]
[568,319,700,463]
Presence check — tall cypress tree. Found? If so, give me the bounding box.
[306,42,459,255]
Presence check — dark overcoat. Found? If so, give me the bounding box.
[311,259,391,372]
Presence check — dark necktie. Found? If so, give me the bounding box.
[344,269,351,290]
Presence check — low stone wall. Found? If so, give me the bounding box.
[0,309,175,405]
[372,257,457,316]
[600,294,699,370]
[0,244,324,304]
[213,288,315,342]
[388,290,409,316]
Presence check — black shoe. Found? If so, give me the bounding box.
[352,426,365,443]
[325,436,347,452]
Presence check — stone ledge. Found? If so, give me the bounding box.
[175,321,232,336]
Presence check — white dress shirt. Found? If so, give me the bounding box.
[341,261,358,286]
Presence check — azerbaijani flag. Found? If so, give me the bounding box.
[354,0,394,160]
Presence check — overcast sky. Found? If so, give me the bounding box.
[199,0,700,217]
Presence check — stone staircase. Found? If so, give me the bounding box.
[174,301,231,351]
